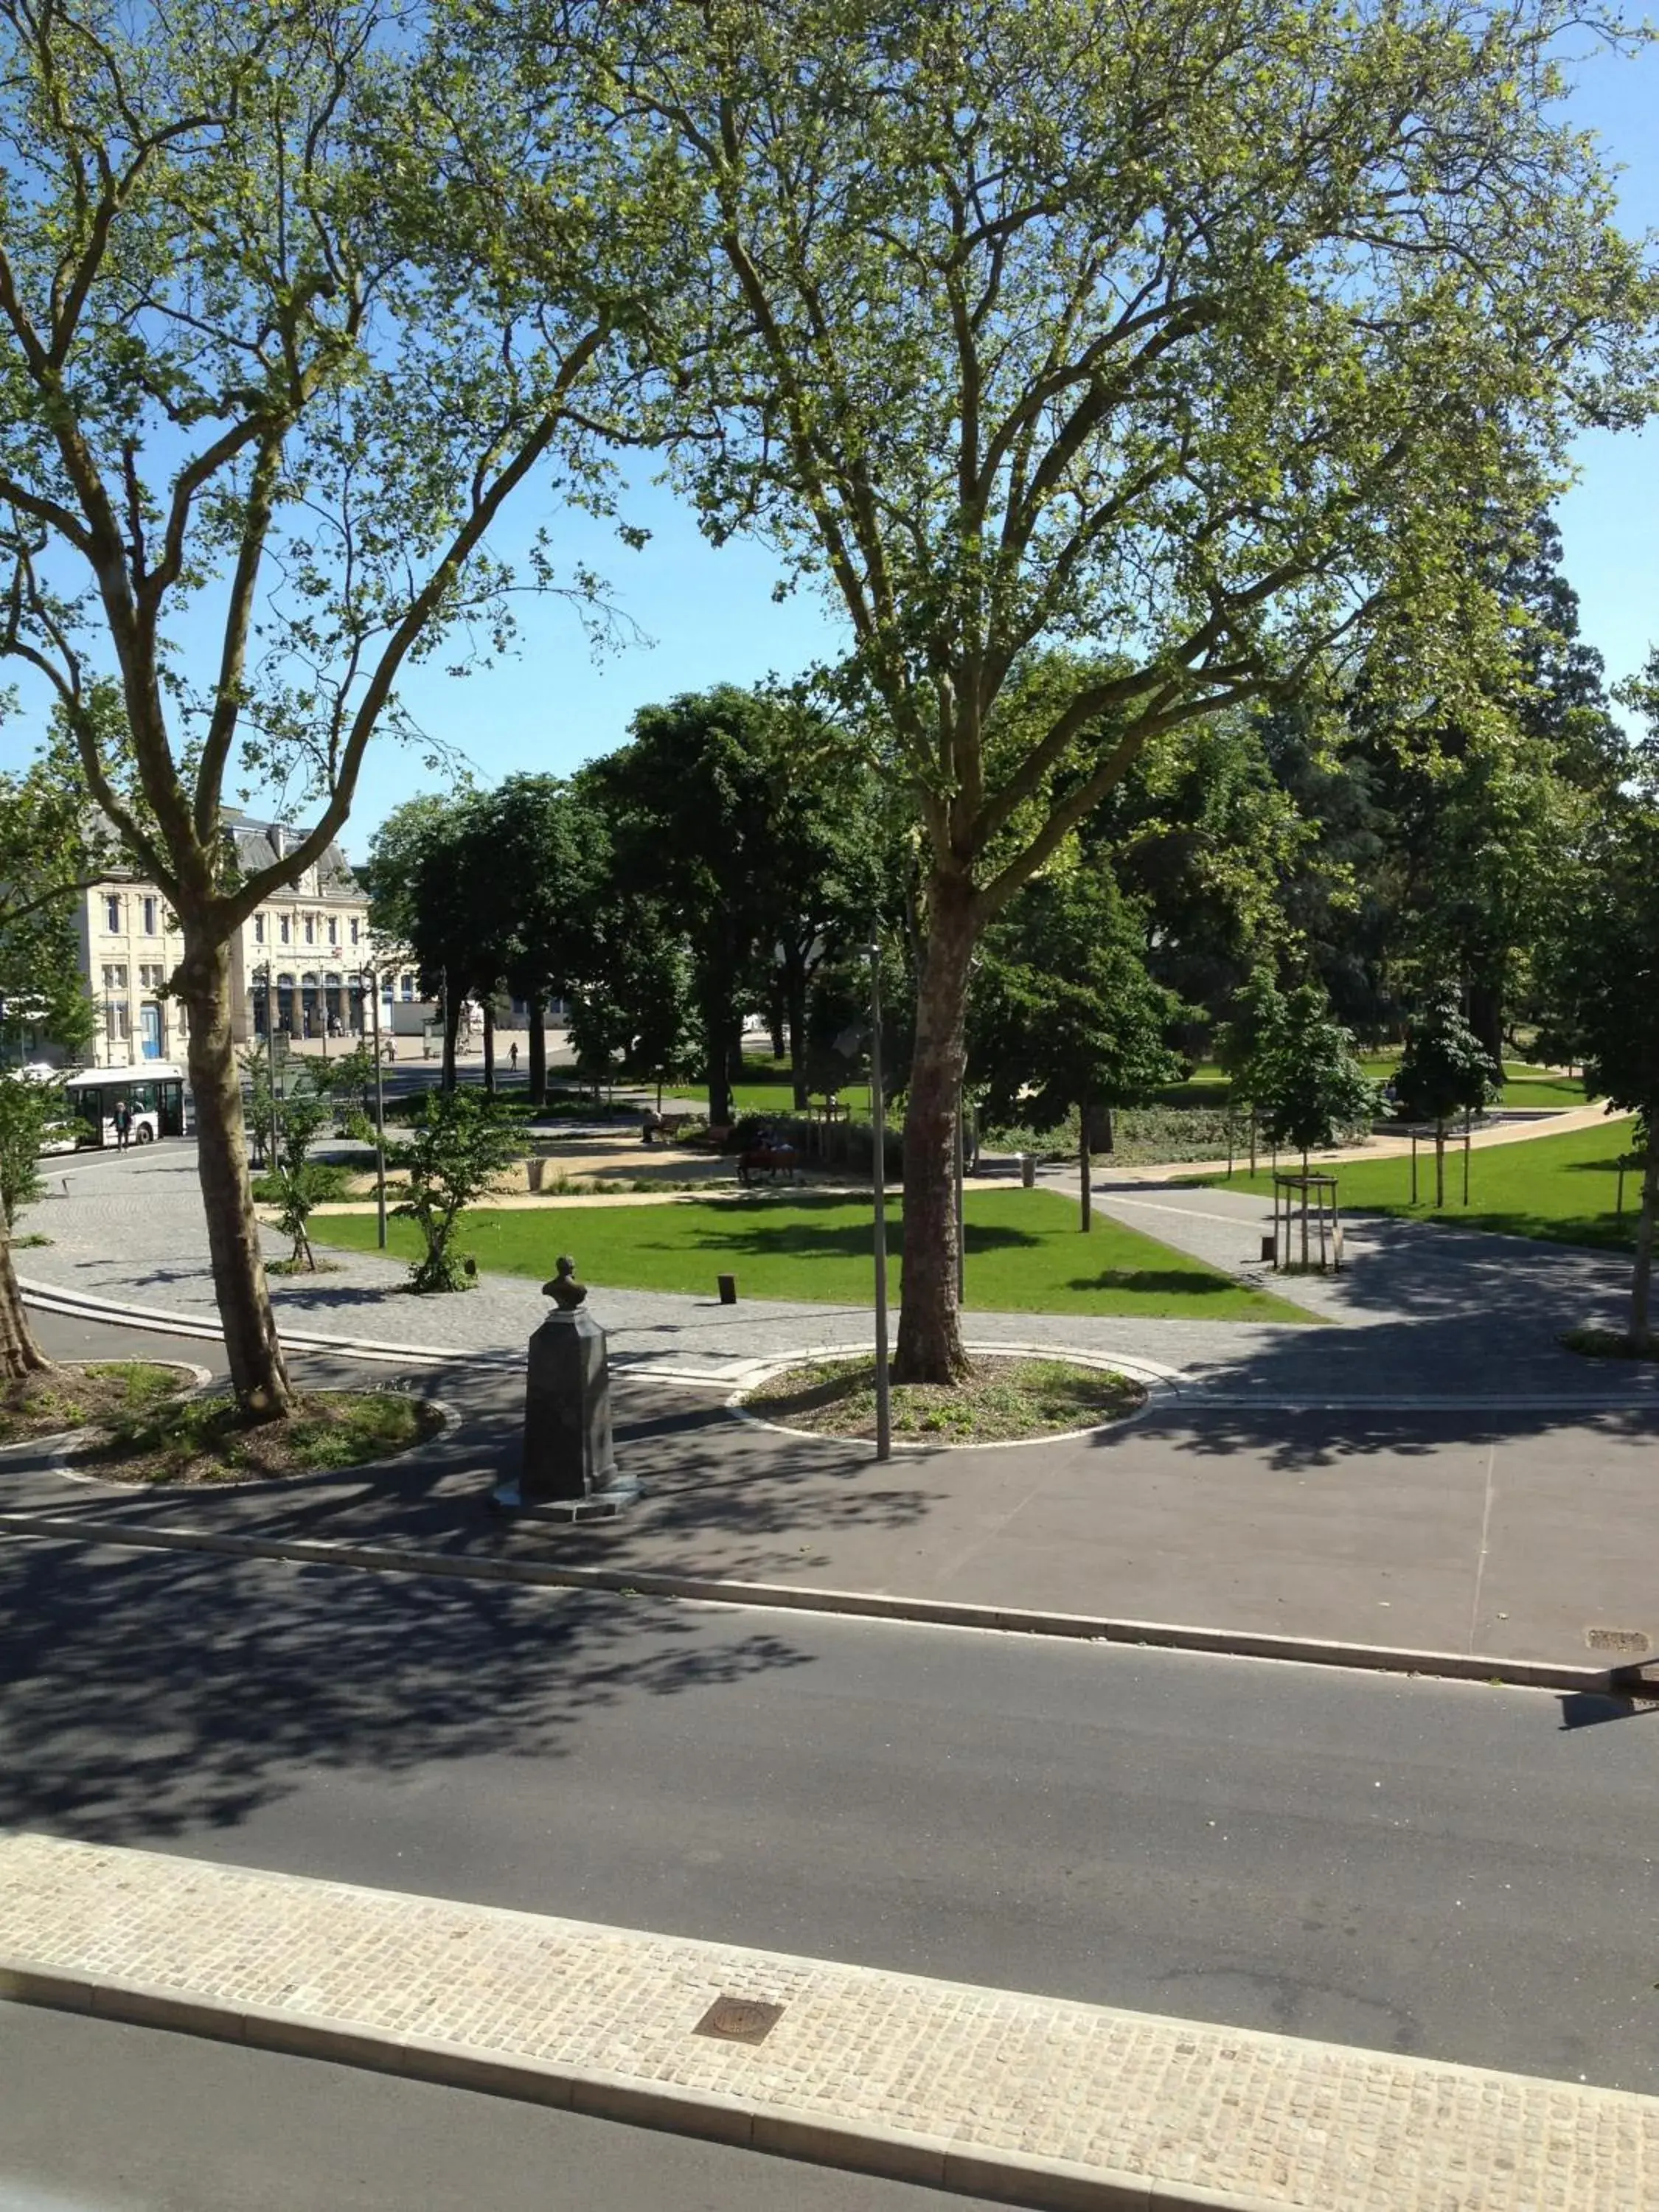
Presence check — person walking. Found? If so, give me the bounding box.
[509,1040,519,1074]
[111,1098,132,1152]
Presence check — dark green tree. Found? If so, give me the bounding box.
[1543,810,1659,1345]
[584,686,881,1124]
[971,867,1183,1229]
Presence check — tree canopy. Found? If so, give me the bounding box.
[546,0,1655,1378]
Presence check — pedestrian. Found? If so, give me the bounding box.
[509,1040,519,1074]
[112,1097,132,1152]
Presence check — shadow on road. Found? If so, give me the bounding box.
[0,1531,816,1842]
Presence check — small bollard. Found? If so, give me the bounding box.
[717,1273,737,1304]
[1020,1153,1037,1189]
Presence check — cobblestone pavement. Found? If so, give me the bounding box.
[1,1834,1652,2212]
[20,1141,1657,1408]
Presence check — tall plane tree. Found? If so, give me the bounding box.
[0,0,660,1413]
[559,0,1652,1378]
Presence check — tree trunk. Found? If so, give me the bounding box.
[1079,1092,1093,1231]
[766,981,786,1062]
[785,945,810,1110]
[704,994,733,1129]
[180,929,293,1418]
[1467,978,1504,1069]
[442,995,461,1092]
[1630,1113,1659,1349]
[0,1208,52,1383]
[529,999,547,1108]
[895,874,978,1382]
[481,1004,495,1094]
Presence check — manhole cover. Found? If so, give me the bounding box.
[1586,1627,1651,1656]
[693,1995,785,2045]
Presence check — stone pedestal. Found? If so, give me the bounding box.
[499,1307,639,1520]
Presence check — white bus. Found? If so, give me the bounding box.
[61,1063,189,1149]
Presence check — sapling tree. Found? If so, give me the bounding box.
[264,1081,332,1273]
[1255,985,1379,1173]
[1395,987,1501,1206]
[377,1088,518,1293]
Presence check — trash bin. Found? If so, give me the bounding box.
[1260,1232,1276,1265]
[1020,1154,1037,1189]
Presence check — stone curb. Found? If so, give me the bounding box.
[0,1953,1293,2212]
[0,1507,1638,1695]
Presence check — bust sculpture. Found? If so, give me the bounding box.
[543,1254,588,1310]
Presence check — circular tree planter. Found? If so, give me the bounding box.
[0,1360,212,1456]
[734,1351,1150,1450]
[52,1389,454,1489]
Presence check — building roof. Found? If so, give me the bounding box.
[220,812,361,898]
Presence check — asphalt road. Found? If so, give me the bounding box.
[4,1533,1658,2098]
[0,2002,965,2212]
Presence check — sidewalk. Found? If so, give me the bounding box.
[5,1330,1657,1673]
[3,1833,1652,2211]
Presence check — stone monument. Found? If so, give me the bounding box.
[496,1256,639,1517]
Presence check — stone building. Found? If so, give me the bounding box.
[73,813,421,1068]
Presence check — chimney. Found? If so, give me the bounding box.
[269,822,288,861]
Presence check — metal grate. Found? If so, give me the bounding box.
[693,1994,785,2045]
[1586,1627,1651,1655]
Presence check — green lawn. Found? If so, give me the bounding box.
[658,1054,874,1118]
[313,1186,1310,1321]
[1152,1056,1585,1113]
[1192,1113,1640,1250]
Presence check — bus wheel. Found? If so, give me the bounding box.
[135,1124,155,1144]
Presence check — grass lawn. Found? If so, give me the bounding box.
[313,1186,1309,1321]
[659,1054,874,1118]
[1192,1112,1640,1250]
[1152,1056,1585,1113]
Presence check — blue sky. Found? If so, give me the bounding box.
[5,34,1656,853]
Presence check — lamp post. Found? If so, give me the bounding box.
[865,942,891,1462]
[368,964,388,1250]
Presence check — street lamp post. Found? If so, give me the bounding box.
[866,942,891,1462]
[368,965,388,1250]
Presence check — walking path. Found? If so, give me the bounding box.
[20,1141,1653,1405]
[2,1833,1652,2212]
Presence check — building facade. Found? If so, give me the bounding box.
[73,815,422,1068]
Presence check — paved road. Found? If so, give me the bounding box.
[0,2002,969,2212]
[3,1534,1655,2095]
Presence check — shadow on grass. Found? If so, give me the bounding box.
[1063,1269,1247,1298]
